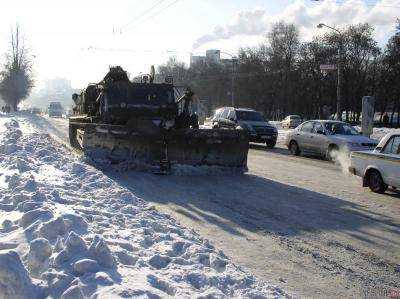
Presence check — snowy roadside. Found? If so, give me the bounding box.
[0,115,288,298]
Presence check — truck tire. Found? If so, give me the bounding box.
[69,124,81,149]
[367,170,387,194]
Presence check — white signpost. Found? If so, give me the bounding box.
[362,96,375,138]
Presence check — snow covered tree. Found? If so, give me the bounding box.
[0,25,34,111]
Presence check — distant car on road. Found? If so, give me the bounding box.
[29,107,42,115]
[48,102,63,118]
[208,107,278,148]
[349,132,400,193]
[285,120,378,160]
[281,115,302,129]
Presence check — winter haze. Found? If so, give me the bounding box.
[0,0,398,89]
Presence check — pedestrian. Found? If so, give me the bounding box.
[382,112,389,127]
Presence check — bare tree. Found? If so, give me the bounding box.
[0,24,34,111]
[157,21,399,127]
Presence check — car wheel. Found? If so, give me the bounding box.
[289,141,300,155]
[327,145,339,161]
[367,170,387,193]
[266,140,276,149]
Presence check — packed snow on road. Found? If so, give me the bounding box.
[0,114,288,298]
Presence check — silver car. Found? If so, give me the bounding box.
[285,120,379,160]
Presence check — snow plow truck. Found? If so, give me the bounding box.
[69,66,249,173]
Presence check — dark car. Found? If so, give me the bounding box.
[209,107,278,148]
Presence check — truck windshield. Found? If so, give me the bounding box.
[236,111,264,122]
[50,103,62,110]
[108,84,175,105]
[324,122,359,135]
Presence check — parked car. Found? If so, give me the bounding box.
[209,107,278,148]
[48,102,63,117]
[281,115,302,129]
[285,120,379,160]
[349,132,400,193]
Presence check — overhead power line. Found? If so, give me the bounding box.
[119,0,167,31]
[121,0,183,34]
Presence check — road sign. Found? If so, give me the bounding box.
[320,64,337,71]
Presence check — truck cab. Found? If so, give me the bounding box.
[48,102,63,118]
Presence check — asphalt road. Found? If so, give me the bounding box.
[41,115,400,298]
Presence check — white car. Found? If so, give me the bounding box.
[349,132,400,193]
[285,120,379,160]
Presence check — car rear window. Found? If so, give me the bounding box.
[236,111,264,121]
[50,103,62,109]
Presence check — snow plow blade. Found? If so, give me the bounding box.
[70,123,249,172]
[166,129,249,169]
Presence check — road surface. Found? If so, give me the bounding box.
[39,115,400,298]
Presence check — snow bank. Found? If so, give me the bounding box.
[0,116,288,298]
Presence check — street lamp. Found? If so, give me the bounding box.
[220,51,237,107]
[317,23,343,121]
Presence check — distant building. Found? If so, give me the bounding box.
[190,55,206,65]
[205,49,220,63]
[26,77,75,110]
[191,49,234,67]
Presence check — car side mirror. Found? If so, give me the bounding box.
[316,130,325,135]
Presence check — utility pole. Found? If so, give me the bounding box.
[317,23,343,120]
[221,51,237,107]
[231,58,236,107]
[336,38,343,121]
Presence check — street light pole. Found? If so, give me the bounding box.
[337,38,343,121]
[220,51,237,107]
[231,59,236,107]
[317,23,343,120]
